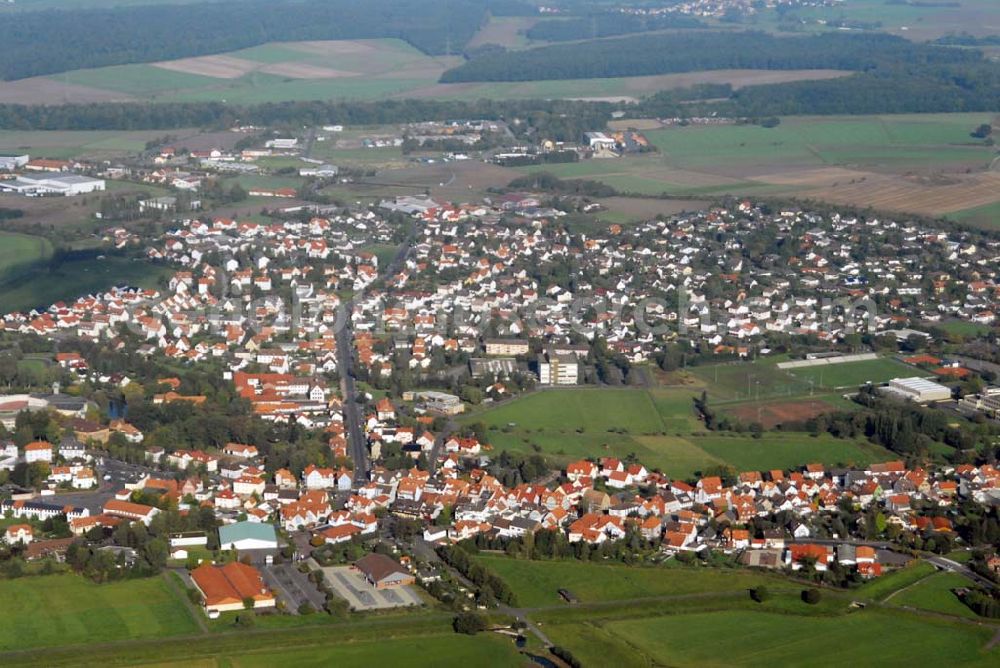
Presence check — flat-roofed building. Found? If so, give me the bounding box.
[885,377,951,403]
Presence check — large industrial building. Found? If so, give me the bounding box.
[884,377,952,403]
[0,173,105,196]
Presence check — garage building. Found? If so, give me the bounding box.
[353,553,415,589]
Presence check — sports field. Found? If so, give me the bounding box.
[0,574,199,650]
[786,357,919,389]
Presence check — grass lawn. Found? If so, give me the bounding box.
[467,388,670,434]
[232,633,525,668]
[854,562,935,602]
[477,556,781,608]
[890,572,980,619]
[599,608,998,667]
[0,574,199,650]
[787,357,921,389]
[0,256,171,313]
[360,243,400,268]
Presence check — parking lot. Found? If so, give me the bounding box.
[321,566,422,611]
[261,563,327,613]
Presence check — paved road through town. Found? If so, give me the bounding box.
[336,218,418,484]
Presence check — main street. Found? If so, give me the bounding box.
[337,217,419,484]
[335,301,369,485]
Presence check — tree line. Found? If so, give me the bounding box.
[440,31,980,82]
[0,98,612,141]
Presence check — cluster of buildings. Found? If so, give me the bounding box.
[0,154,104,196]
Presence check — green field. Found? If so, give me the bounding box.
[0,232,53,280]
[646,115,996,170]
[786,357,920,389]
[513,114,1000,219]
[586,609,998,667]
[477,556,782,609]
[946,200,1000,229]
[0,256,172,313]
[0,130,170,160]
[0,574,199,650]
[231,633,524,668]
[467,387,894,477]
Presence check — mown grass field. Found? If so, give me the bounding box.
[465,387,894,477]
[0,574,199,651]
[477,556,782,609]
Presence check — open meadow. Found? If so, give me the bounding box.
[0,574,199,651]
[584,608,998,667]
[0,231,53,281]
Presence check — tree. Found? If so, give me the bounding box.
[453,612,488,635]
[802,588,822,605]
[971,123,993,139]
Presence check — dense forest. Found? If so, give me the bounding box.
[0,97,612,138]
[637,65,1000,117]
[440,31,982,82]
[0,0,492,80]
[524,13,706,41]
